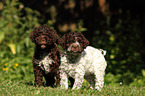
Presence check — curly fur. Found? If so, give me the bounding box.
[58,32,107,91]
[58,32,89,52]
[30,25,60,87]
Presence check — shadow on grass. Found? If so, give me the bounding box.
[23,81,34,86]
[23,80,59,88]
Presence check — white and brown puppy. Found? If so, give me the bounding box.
[58,32,107,91]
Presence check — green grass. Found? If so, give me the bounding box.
[0,80,145,96]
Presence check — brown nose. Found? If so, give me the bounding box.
[72,44,78,48]
[71,43,79,51]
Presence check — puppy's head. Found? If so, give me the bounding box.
[58,32,89,55]
[30,25,58,49]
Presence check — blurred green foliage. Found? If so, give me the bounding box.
[92,14,145,85]
[0,0,40,80]
[92,12,145,85]
[0,0,145,86]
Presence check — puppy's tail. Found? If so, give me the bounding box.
[99,49,107,56]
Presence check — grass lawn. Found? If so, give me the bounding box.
[0,79,144,96]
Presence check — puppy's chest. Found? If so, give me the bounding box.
[61,55,85,77]
[61,63,78,77]
[39,54,54,73]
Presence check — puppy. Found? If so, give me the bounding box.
[30,25,60,87]
[58,32,107,91]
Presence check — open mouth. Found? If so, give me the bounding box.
[41,45,46,49]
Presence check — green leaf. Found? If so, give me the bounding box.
[0,32,5,44]
[25,37,30,47]
[142,70,145,77]
[17,45,21,54]
[80,28,87,32]
[110,54,115,59]
[109,35,115,42]
[8,43,16,55]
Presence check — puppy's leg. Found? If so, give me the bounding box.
[72,74,84,90]
[44,74,55,87]
[72,65,85,90]
[93,56,107,91]
[55,69,60,87]
[60,71,68,89]
[94,70,105,91]
[33,65,44,86]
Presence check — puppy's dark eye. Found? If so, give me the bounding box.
[78,38,83,43]
[35,37,40,42]
[36,32,42,36]
[43,37,47,40]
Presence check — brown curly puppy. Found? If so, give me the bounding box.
[30,25,60,87]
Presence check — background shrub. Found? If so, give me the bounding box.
[0,0,40,80]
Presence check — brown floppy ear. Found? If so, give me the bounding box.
[51,30,58,43]
[81,33,90,48]
[58,34,66,50]
[30,26,40,43]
